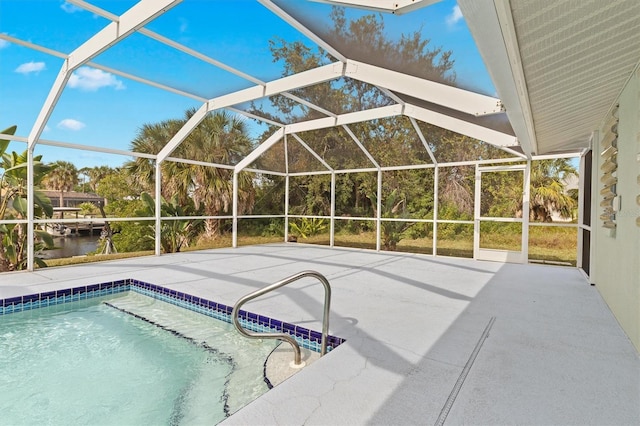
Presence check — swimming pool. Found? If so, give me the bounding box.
[0,279,345,425]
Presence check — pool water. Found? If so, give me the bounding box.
[0,292,279,425]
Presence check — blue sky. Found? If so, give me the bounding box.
[0,0,495,169]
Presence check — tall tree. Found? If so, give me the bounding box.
[253,9,577,244]
[127,109,256,238]
[80,165,115,193]
[94,168,147,254]
[126,118,183,195]
[253,8,457,220]
[44,160,78,208]
[95,168,138,203]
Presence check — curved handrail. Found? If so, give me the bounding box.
[231,270,332,368]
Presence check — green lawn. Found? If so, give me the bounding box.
[300,225,577,266]
[42,226,576,268]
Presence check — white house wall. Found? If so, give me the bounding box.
[592,67,640,352]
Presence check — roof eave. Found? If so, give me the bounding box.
[458,0,538,158]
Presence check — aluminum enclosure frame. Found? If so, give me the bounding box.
[0,0,581,271]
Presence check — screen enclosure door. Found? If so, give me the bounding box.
[474,164,528,263]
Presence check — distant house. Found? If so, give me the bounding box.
[42,190,105,208]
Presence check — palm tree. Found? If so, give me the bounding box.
[80,165,114,192]
[127,118,184,196]
[481,159,576,222]
[44,161,79,208]
[184,110,255,237]
[127,109,256,239]
[528,159,577,222]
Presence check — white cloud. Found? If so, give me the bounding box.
[0,38,9,49]
[57,119,86,131]
[15,61,46,74]
[179,18,189,33]
[60,2,83,13]
[446,5,464,27]
[68,67,125,91]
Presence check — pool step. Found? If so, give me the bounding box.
[104,292,278,415]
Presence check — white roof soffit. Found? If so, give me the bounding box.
[460,0,640,156]
[457,0,536,158]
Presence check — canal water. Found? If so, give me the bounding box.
[41,236,100,259]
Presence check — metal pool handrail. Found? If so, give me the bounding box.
[231,270,332,368]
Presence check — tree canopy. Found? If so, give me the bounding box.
[126,109,256,239]
[252,9,499,222]
[43,160,78,208]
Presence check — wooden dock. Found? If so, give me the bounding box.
[47,221,105,237]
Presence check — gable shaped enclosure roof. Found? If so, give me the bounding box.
[5,0,637,269]
[3,0,638,173]
[0,0,519,169]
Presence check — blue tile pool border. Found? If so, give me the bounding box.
[0,279,346,352]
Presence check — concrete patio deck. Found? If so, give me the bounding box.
[1,243,638,425]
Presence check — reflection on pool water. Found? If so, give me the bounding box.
[0,292,279,425]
